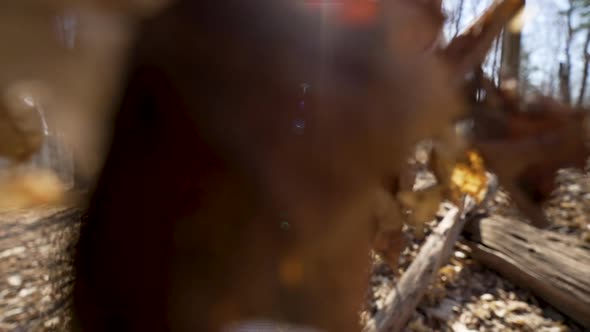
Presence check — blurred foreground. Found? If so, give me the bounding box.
[0,1,589,332]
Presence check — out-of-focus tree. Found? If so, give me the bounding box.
[452,0,465,38]
[442,0,590,103]
[500,27,522,87]
[519,48,542,98]
[560,1,574,105]
[577,27,590,106]
[490,35,503,85]
[573,0,590,106]
[558,0,590,105]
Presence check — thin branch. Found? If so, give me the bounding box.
[491,34,502,86]
[364,203,468,332]
[452,0,465,39]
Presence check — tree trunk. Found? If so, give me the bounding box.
[500,27,522,85]
[561,4,574,105]
[452,0,465,38]
[577,28,590,107]
[559,62,571,104]
[491,35,502,86]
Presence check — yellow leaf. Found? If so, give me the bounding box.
[450,150,488,203]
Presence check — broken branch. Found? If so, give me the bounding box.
[365,201,470,332]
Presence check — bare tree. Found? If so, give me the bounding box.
[452,0,465,38]
[500,28,522,85]
[577,29,590,106]
[561,2,574,105]
[491,34,502,85]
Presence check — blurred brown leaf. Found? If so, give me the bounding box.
[71,1,465,332]
[0,82,45,161]
[473,85,590,227]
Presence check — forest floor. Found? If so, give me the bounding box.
[1,169,589,331]
[363,168,590,332]
[0,206,80,331]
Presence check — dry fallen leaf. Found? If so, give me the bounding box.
[407,316,430,332]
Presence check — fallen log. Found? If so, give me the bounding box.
[464,215,590,328]
[365,203,467,332]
